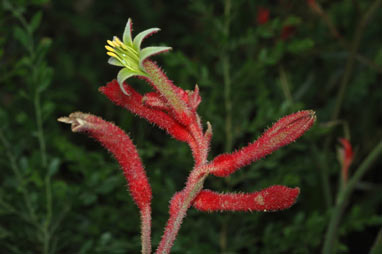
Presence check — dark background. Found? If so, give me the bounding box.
[1,0,381,253]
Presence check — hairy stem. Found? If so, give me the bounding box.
[322,140,382,254]
[141,205,152,254]
[156,105,209,253]
[143,60,192,125]
[156,173,207,254]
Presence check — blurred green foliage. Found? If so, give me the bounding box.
[0,0,381,253]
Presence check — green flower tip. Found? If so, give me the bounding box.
[105,18,172,95]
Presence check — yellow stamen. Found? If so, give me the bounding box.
[113,36,123,45]
[107,40,116,47]
[107,52,118,58]
[119,42,129,50]
[105,45,115,52]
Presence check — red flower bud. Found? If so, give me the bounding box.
[280,25,296,40]
[210,110,316,177]
[257,7,270,25]
[193,185,300,212]
[338,138,354,183]
[58,112,151,211]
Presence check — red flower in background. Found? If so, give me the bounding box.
[307,0,323,15]
[257,7,270,25]
[338,138,354,183]
[280,25,296,40]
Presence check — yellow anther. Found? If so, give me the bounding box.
[107,40,116,47]
[105,45,115,52]
[107,52,118,58]
[113,36,123,46]
[119,42,129,50]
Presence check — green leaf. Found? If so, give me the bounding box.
[48,158,60,177]
[117,68,136,94]
[139,46,171,70]
[284,16,302,26]
[133,27,160,51]
[287,38,314,54]
[13,26,30,51]
[122,18,133,45]
[29,11,42,33]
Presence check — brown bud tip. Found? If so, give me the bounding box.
[57,112,92,132]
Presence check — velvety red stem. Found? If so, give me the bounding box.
[156,171,206,254]
[210,110,316,177]
[193,185,300,212]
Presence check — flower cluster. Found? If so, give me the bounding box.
[59,19,316,254]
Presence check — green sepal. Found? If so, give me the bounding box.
[108,57,124,67]
[117,68,137,95]
[133,28,160,51]
[139,46,172,70]
[123,18,133,45]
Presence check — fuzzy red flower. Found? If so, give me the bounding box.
[280,25,296,40]
[210,110,316,177]
[99,80,192,143]
[192,186,300,212]
[257,7,270,25]
[58,112,152,210]
[338,138,354,183]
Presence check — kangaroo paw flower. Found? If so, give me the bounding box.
[58,112,152,211]
[105,18,171,95]
[193,186,300,212]
[210,110,316,177]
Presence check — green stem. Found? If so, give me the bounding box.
[279,66,293,105]
[314,0,382,73]
[331,0,381,121]
[322,140,382,254]
[35,91,47,167]
[321,0,381,214]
